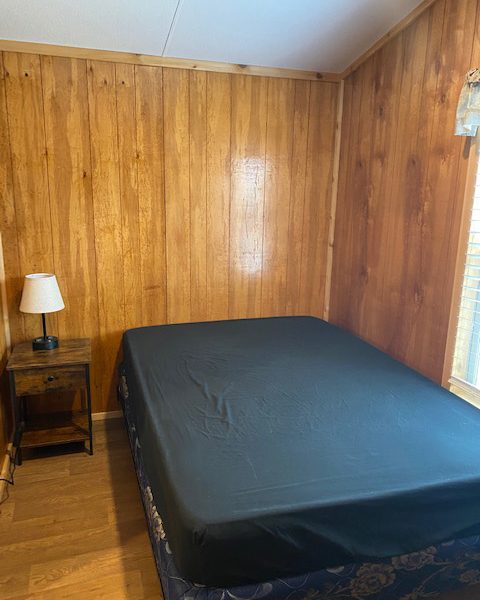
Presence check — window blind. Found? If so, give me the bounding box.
[452,150,480,389]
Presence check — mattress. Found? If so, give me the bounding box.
[121,316,480,587]
[121,385,480,600]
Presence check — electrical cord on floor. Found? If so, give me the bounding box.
[0,445,19,505]
[0,425,23,505]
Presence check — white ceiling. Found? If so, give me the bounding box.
[0,0,424,73]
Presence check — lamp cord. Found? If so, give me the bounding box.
[0,445,19,505]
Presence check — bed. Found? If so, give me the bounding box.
[119,316,480,599]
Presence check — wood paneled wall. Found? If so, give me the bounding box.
[0,234,10,457]
[0,52,339,412]
[331,0,480,383]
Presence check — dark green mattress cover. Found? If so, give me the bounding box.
[122,317,480,586]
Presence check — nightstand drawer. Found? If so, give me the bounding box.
[14,366,86,396]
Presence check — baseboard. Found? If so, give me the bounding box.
[0,442,12,502]
[92,410,123,422]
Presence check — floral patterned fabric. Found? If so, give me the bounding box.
[121,392,480,600]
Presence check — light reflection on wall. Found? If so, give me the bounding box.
[230,155,270,275]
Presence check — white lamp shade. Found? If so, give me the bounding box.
[19,273,65,314]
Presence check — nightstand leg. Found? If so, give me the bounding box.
[86,365,93,455]
[9,371,23,466]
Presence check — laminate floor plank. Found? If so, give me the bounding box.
[0,420,162,600]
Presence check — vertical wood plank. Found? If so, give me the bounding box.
[229,75,268,319]
[353,48,396,340]
[41,56,99,341]
[206,72,231,321]
[261,77,295,316]
[163,68,190,324]
[299,81,338,317]
[0,53,23,343]
[3,53,52,274]
[331,34,405,340]
[3,52,56,340]
[381,12,433,360]
[360,36,406,344]
[417,0,477,381]
[323,80,344,320]
[391,3,445,362]
[116,63,143,330]
[42,55,100,411]
[329,74,352,323]
[344,62,372,330]
[87,59,125,409]
[135,65,167,326]
[189,71,208,322]
[285,80,310,315]
[331,14,429,356]
[330,68,364,330]
[4,52,58,337]
[0,231,11,455]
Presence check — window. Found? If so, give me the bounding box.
[451,142,480,403]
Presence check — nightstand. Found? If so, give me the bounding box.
[6,338,93,464]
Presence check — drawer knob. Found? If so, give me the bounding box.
[46,375,56,382]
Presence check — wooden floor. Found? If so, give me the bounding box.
[1,418,479,600]
[0,419,162,599]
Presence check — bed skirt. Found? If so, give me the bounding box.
[120,389,480,600]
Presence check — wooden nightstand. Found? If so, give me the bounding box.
[6,338,93,464]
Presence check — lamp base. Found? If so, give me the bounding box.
[32,336,59,351]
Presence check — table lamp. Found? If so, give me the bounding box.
[19,273,65,350]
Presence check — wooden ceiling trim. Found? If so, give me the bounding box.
[0,39,342,82]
